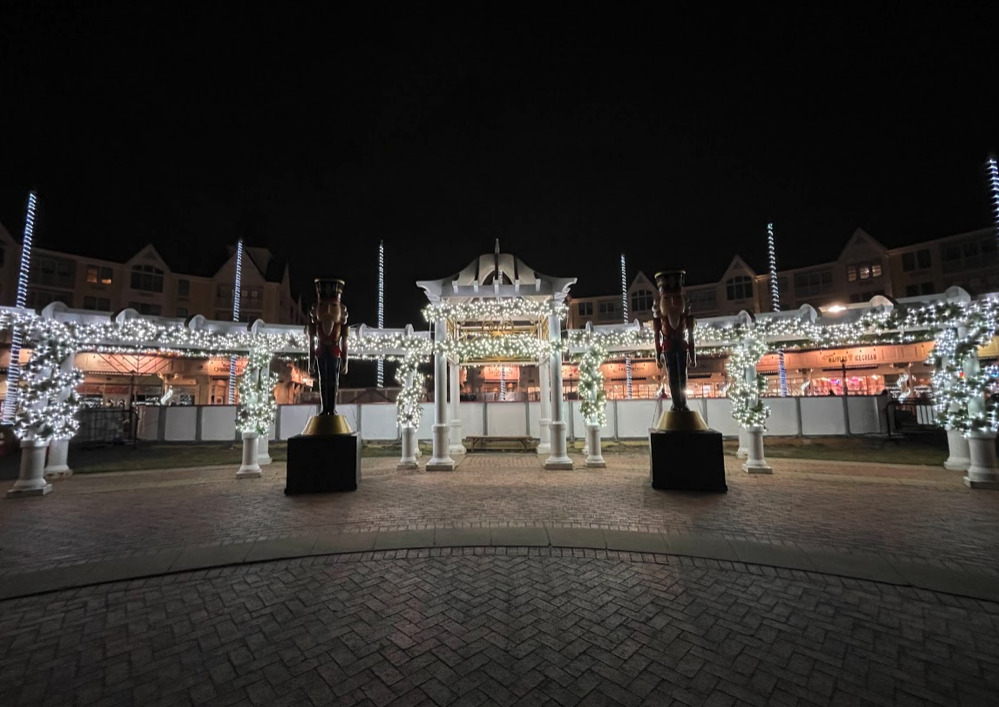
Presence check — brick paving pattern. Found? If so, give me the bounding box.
[2,454,997,577]
[2,552,997,706]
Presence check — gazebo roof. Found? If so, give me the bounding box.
[416,240,576,304]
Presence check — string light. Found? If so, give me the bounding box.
[423,300,567,322]
[228,239,244,404]
[235,343,279,435]
[377,240,385,388]
[621,253,632,399]
[2,191,38,425]
[578,343,608,426]
[988,157,999,250]
[767,222,788,396]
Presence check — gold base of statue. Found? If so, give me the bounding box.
[655,409,709,432]
[302,414,353,436]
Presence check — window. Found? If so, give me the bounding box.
[686,288,717,313]
[906,281,936,296]
[630,289,654,312]
[83,296,111,311]
[176,307,188,318]
[30,256,75,288]
[598,301,619,320]
[725,276,753,301]
[902,249,931,271]
[846,261,883,282]
[128,301,161,316]
[941,236,997,273]
[793,269,833,297]
[130,264,164,292]
[242,286,263,305]
[27,289,72,309]
[216,284,233,304]
[177,279,190,298]
[86,265,113,285]
[577,302,593,316]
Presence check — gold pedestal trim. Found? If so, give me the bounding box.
[655,409,709,432]
[302,414,353,436]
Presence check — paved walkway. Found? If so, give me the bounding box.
[1,452,998,705]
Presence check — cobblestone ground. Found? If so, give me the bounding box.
[1,453,997,577]
[1,552,997,706]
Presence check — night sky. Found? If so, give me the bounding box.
[2,3,997,331]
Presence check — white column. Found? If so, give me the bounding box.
[585,423,605,468]
[237,431,262,478]
[961,344,999,488]
[537,358,552,454]
[944,427,971,471]
[398,424,419,470]
[427,318,455,471]
[44,439,72,479]
[448,360,465,455]
[6,439,52,498]
[44,352,78,479]
[736,427,751,459]
[545,308,572,469]
[741,425,772,474]
[257,432,273,466]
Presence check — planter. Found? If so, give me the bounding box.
[237,431,262,478]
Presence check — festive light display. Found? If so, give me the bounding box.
[578,343,608,426]
[725,333,771,428]
[423,300,567,323]
[988,157,999,246]
[228,239,244,404]
[435,334,558,362]
[394,354,426,426]
[767,223,788,396]
[2,191,38,425]
[235,344,279,435]
[377,240,385,388]
[620,253,632,398]
[14,337,84,442]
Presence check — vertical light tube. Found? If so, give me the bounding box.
[621,253,632,399]
[2,191,38,424]
[767,222,788,397]
[987,157,999,249]
[377,240,385,388]
[499,365,506,401]
[227,239,244,405]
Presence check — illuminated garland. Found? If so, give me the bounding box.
[578,344,608,426]
[423,300,567,322]
[395,354,426,426]
[725,334,771,429]
[927,300,999,433]
[14,338,84,442]
[436,334,559,362]
[235,345,279,435]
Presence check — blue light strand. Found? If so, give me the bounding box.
[2,191,38,425]
[987,157,999,250]
[228,239,244,405]
[767,222,788,397]
[621,253,632,399]
[377,240,385,388]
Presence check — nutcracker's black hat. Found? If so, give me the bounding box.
[314,278,345,301]
[654,270,686,293]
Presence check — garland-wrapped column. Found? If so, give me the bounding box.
[579,344,607,468]
[43,350,79,479]
[235,345,278,479]
[427,318,454,471]
[537,357,552,454]
[961,329,999,488]
[726,317,772,474]
[448,359,465,455]
[545,304,572,470]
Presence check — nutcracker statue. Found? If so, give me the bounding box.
[303,278,351,435]
[652,269,707,431]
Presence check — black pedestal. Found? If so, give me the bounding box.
[285,433,360,494]
[650,428,727,492]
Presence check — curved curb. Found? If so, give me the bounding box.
[2,527,997,604]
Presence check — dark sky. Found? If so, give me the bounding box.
[2,2,997,330]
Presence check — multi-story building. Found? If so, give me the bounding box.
[0,223,305,325]
[569,227,999,328]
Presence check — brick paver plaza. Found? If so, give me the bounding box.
[1,452,998,705]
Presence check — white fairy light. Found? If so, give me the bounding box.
[767,222,788,396]
[228,239,244,404]
[2,191,38,425]
[620,253,632,399]
[988,157,999,249]
[377,240,385,388]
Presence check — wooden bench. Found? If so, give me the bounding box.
[464,436,539,452]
